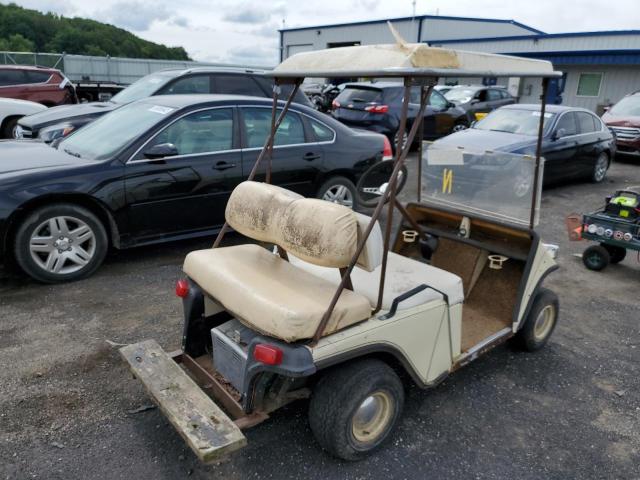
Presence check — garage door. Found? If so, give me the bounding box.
[286,44,314,58]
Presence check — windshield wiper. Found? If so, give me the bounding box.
[63,147,82,158]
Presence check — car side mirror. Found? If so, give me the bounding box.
[144,143,178,159]
[552,128,566,141]
[447,101,456,109]
[470,99,480,105]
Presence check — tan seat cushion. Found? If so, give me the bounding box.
[184,244,371,342]
[289,252,464,310]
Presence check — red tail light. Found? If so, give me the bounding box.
[254,344,283,365]
[175,279,189,298]
[332,99,340,110]
[382,136,393,160]
[364,104,389,113]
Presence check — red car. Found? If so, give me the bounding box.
[0,65,77,106]
[602,91,640,158]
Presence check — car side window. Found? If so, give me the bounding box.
[242,108,306,148]
[576,112,597,134]
[160,75,210,95]
[476,90,488,102]
[310,119,334,142]
[429,90,449,109]
[24,71,52,84]
[214,75,264,96]
[146,108,233,156]
[487,89,502,101]
[555,112,578,137]
[0,69,26,86]
[500,90,511,99]
[409,87,421,104]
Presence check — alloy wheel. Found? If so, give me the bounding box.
[322,184,354,207]
[29,216,96,275]
[594,153,608,182]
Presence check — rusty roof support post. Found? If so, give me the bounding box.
[374,80,413,314]
[212,79,302,248]
[265,82,280,185]
[529,77,549,230]
[311,78,436,345]
[417,104,424,203]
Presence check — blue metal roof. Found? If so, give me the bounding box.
[428,30,640,45]
[279,14,543,35]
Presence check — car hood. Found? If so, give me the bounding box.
[0,141,94,177]
[433,128,536,154]
[0,97,48,112]
[18,101,118,129]
[601,112,640,127]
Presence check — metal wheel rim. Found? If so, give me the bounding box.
[11,124,19,139]
[322,184,354,207]
[452,123,467,133]
[514,166,532,198]
[352,391,394,444]
[533,304,556,341]
[29,216,96,275]
[594,154,608,182]
[396,131,408,151]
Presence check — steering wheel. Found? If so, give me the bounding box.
[356,161,409,208]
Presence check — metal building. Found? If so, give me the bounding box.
[280,15,640,113]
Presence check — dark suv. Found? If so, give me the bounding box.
[444,85,516,117]
[17,67,312,142]
[332,82,472,151]
[0,65,77,106]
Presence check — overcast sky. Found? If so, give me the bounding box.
[9,0,640,65]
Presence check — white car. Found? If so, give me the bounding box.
[0,98,47,139]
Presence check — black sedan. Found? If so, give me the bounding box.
[431,104,616,196]
[0,95,389,283]
[332,82,473,151]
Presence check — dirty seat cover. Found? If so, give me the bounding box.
[184,245,371,342]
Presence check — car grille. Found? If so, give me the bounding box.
[610,126,640,141]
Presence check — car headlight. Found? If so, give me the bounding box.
[38,123,76,143]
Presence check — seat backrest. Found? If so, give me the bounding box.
[225,181,383,271]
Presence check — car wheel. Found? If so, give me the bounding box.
[318,176,357,208]
[513,162,533,198]
[14,203,108,283]
[513,288,559,352]
[591,152,609,183]
[309,359,404,461]
[2,117,19,139]
[582,244,610,271]
[601,243,626,264]
[451,121,468,133]
[394,128,409,154]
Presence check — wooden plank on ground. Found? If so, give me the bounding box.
[120,340,247,463]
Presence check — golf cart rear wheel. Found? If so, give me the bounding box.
[602,243,626,264]
[582,245,610,271]
[514,288,559,352]
[309,358,404,461]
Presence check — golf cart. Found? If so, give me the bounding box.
[120,33,563,462]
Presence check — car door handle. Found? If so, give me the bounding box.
[213,161,236,171]
[303,152,321,161]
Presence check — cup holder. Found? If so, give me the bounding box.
[488,254,508,270]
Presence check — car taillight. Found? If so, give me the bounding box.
[382,136,393,160]
[332,99,340,110]
[364,104,389,113]
[254,344,283,365]
[175,279,189,298]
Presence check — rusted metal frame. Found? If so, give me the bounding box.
[417,110,424,203]
[276,245,289,261]
[393,198,428,241]
[529,77,549,230]
[374,81,415,313]
[339,268,354,291]
[212,80,302,248]
[265,82,280,184]
[310,78,436,345]
[172,351,245,419]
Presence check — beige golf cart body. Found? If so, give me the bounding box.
[121,40,562,463]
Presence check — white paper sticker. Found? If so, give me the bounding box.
[425,148,464,165]
[532,111,553,118]
[148,105,174,115]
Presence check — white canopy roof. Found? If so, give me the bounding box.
[270,43,561,79]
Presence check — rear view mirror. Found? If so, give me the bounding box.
[144,143,178,159]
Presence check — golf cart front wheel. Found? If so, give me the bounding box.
[514,288,559,352]
[602,243,626,264]
[582,245,610,271]
[309,359,404,461]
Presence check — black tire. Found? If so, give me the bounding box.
[14,203,108,283]
[514,288,559,352]
[451,121,468,133]
[582,244,610,271]
[2,117,19,139]
[591,152,609,183]
[309,359,404,461]
[602,243,626,264]
[317,176,357,209]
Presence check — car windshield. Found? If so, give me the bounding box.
[58,102,175,160]
[111,71,180,104]
[445,88,477,103]
[474,108,556,136]
[609,95,640,116]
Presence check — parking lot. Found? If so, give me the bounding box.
[1,154,638,480]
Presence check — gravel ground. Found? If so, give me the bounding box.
[1,155,639,480]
